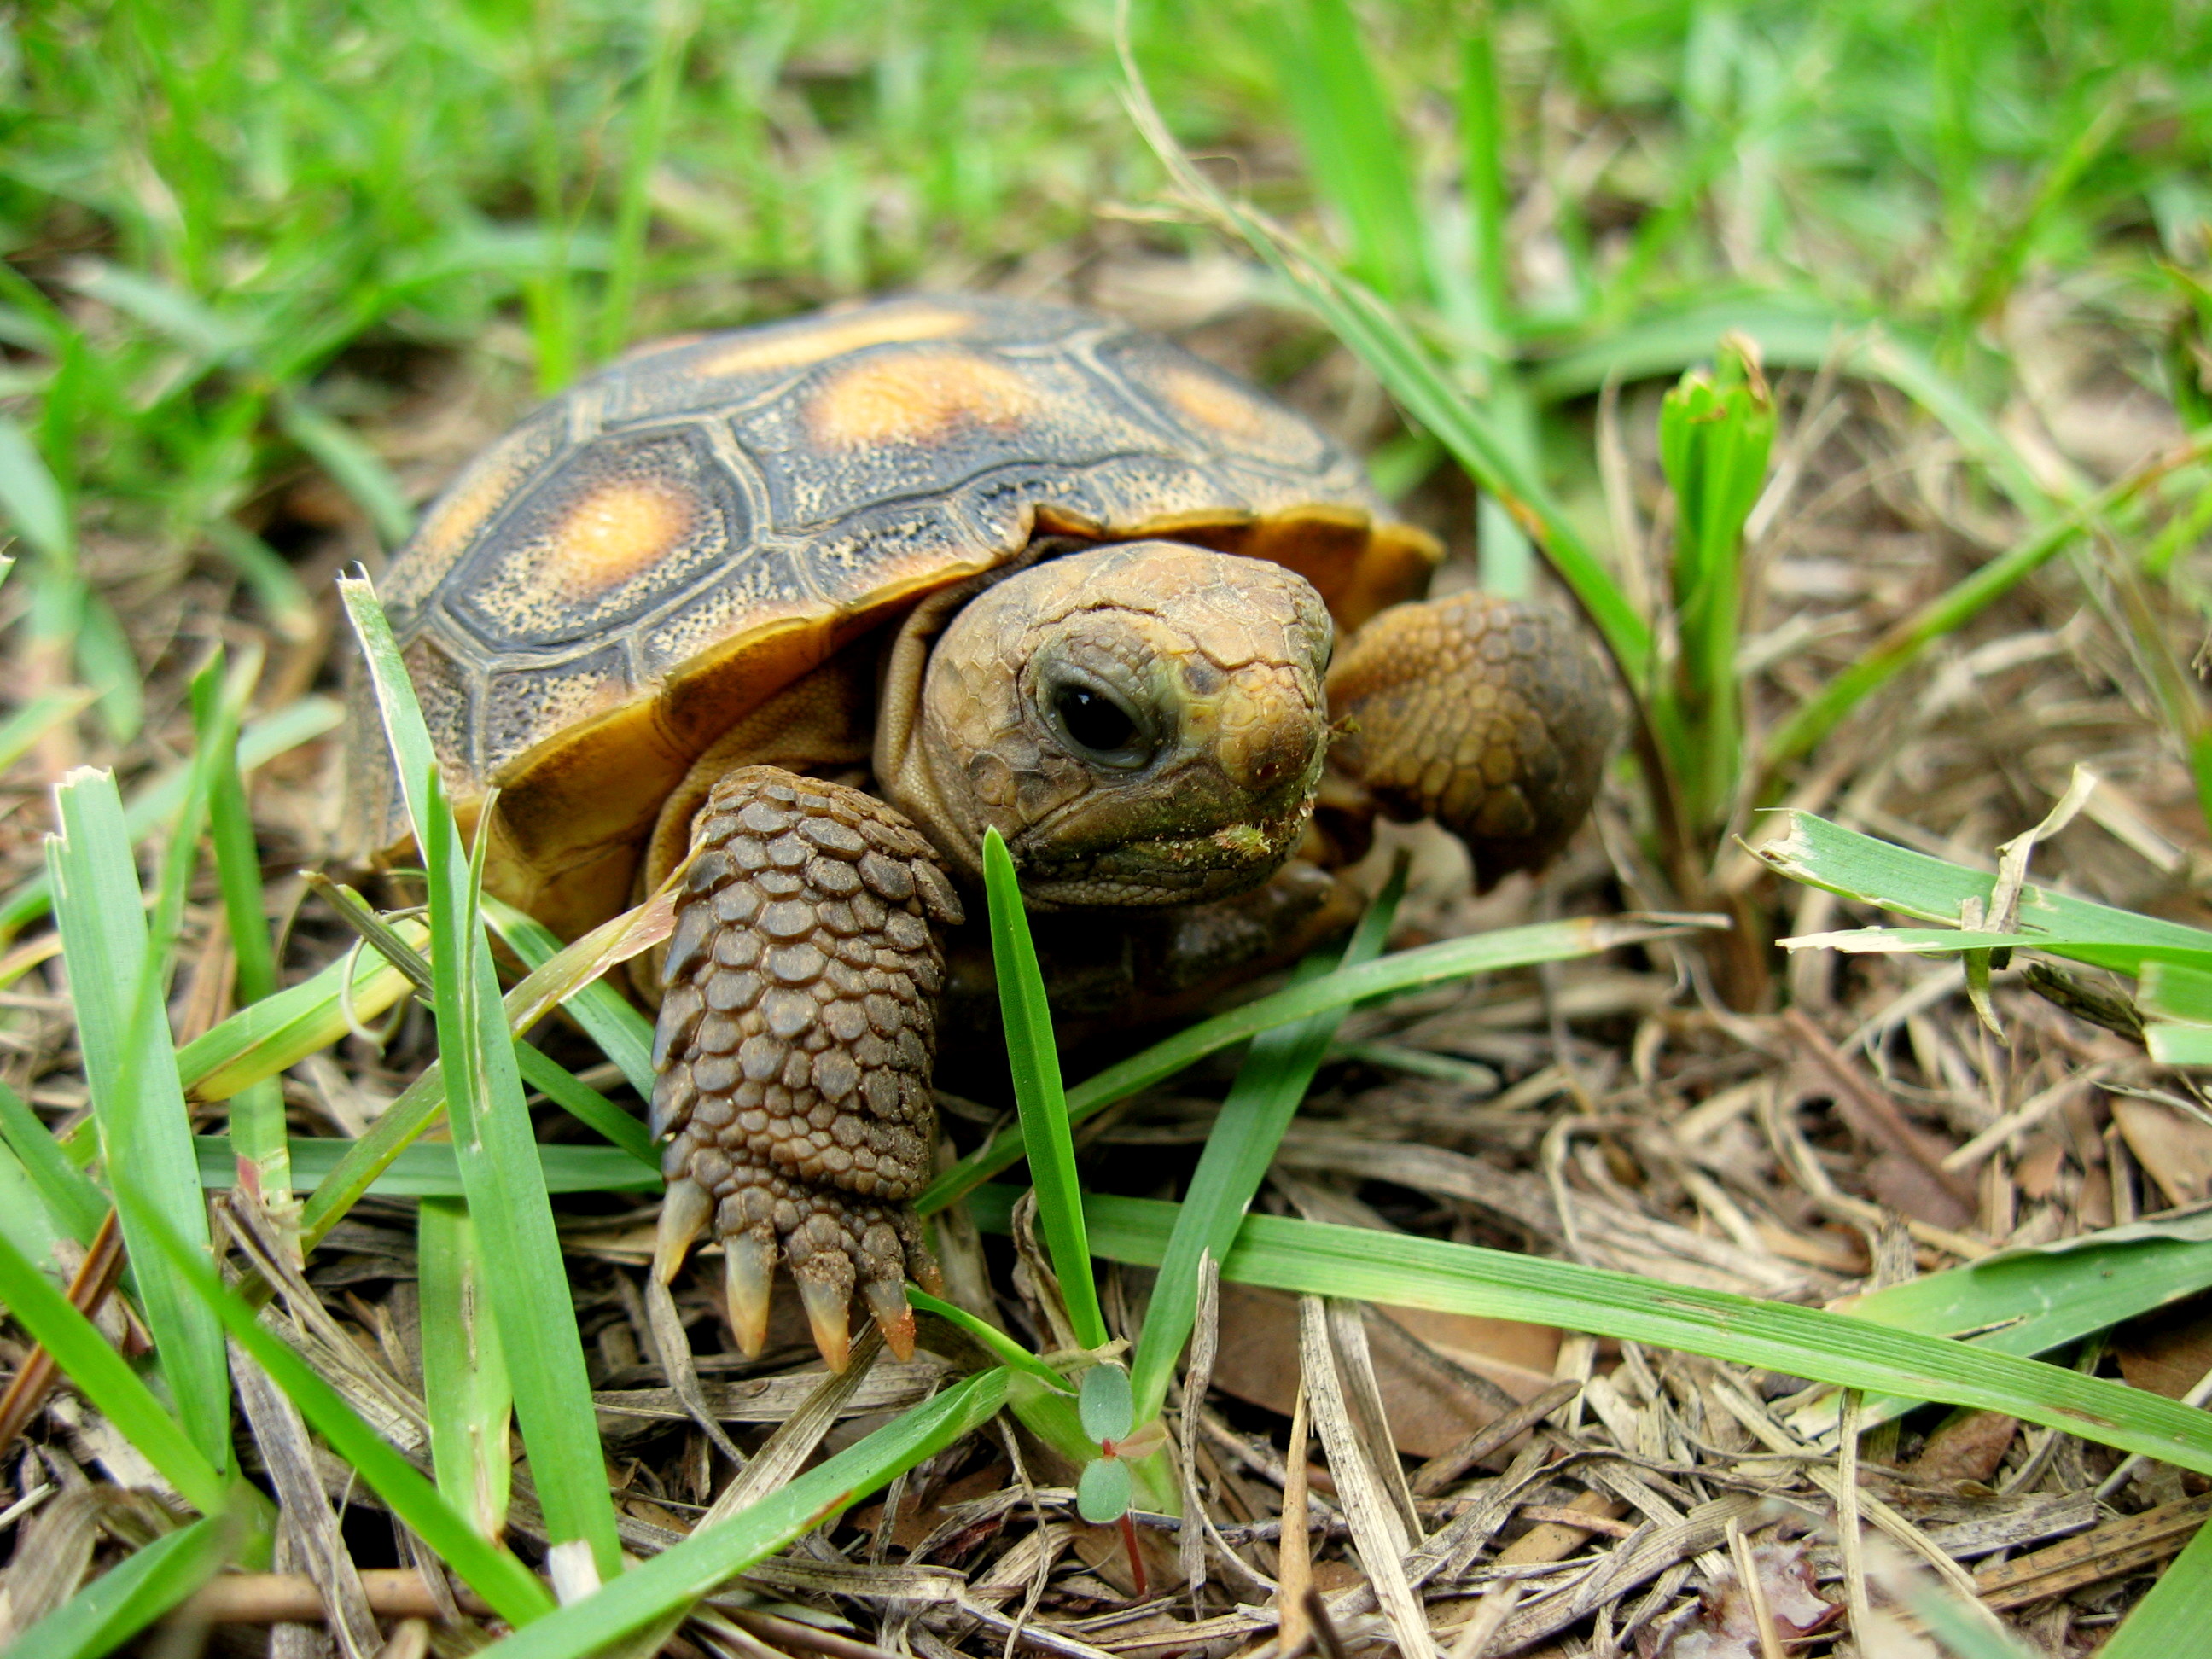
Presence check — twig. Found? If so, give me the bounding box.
[1837,1390,1873,1650]
[1275,1382,1313,1658]
[1410,1380,1581,1498]
[1725,1517,1784,1659]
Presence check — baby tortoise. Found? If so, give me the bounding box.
[342,294,1615,1369]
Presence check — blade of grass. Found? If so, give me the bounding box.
[342,570,623,1582]
[918,914,1708,1214]
[484,894,655,1100]
[47,766,230,1467]
[419,1196,514,1540]
[595,0,694,362]
[6,1511,234,1659]
[0,1078,108,1244]
[0,1226,230,1516]
[0,687,94,773]
[195,1135,658,1196]
[476,1367,1010,1659]
[295,877,675,1244]
[1756,810,2212,976]
[1659,335,1773,830]
[273,395,411,546]
[974,1188,2212,1477]
[905,1288,1075,1392]
[515,1043,655,1166]
[1272,0,1427,304]
[121,1180,556,1626]
[177,922,422,1101]
[982,825,1106,1353]
[1127,858,1406,1427]
[0,1139,68,1277]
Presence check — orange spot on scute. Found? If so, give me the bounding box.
[693,306,973,377]
[805,349,1037,448]
[546,479,695,597]
[1157,364,1272,443]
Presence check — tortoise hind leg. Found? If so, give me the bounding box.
[1325,592,1615,890]
[649,765,962,1369]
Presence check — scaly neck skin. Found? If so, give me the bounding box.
[877,540,1333,911]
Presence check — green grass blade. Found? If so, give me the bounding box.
[7,1511,233,1659]
[2098,1506,2212,1659]
[419,1196,515,1540]
[595,0,693,362]
[0,687,93,773]
[177,923,420,1101]
[1912,1582,2038,1659]
[0,695,343,940]
[905,1288,1074,1392]
[0,1139,68,1278]
[477,1368,1011,1659]
[1757,811,2212,976]
[274,396,411,545]
[47,767,230,1468]
[981,826,1106,1352]
[976,1189,2212,1477]
[195,1135,659,1196]
[0,1078,108,1244]
[917,915,1703,1214]
[0,411,74,562]
[121,1183,556,1627]
[343,571,624,1581]
[1457,18,1511,342]
[1659,337,1773,828]
[515,1042,655,1165]
[295,889,673,1243]
[1271,0,1427,304]
[1127,861,1405,1426]
[486,894,655,1096]
[0,1227,229,1516]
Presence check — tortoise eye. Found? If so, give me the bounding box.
[1048,679,1154,770]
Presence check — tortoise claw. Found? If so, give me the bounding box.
[797,1275,853,1372]
[724,1233,776,1359]
[654,1178,713,1284]
[863,1278,917,1363]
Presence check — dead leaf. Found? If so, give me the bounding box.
[1906,1411,2018,1486]
[2113,1290,2212,1400]
[1210,1283,1558,1457]
[2114,1098,2212,1208]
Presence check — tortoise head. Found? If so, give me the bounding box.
[880,542,1333,906]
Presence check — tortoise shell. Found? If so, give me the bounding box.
[345,294,1441,936]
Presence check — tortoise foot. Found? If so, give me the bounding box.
[1326,593,1615,888]
[656,1168,940,1367]
[650,765,961,1370]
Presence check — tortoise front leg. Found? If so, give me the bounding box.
[1325,592,1615,888]
[649,765,961,1370]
